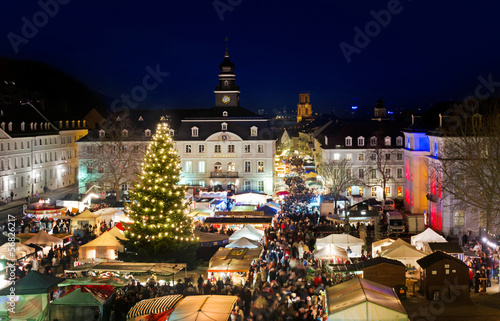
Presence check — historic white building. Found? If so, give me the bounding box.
[0,103,87,201]
[314,98,405,202]
[174,47,275,195]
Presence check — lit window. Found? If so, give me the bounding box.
[346,153,352,161]
[244,145,251,153]
[454,211,465,226]
[333,153,340,160]
[250,126,258,136]
[198,161,205,173]
[371,187,377,197]
[397,186,403,197]
[346,187,352,196]
[257,161,264,173]
[122,129,128,137]
[145,129,151,137]
[384,136,391,146]
[227,162,235,172]
[257,145,264,153]
[385,187,391,197]
[434,142,438,157]
[358,154,364,161]
[214,162,222,172]
[99,129,105,137]
[396,136,403,146]
[184,161,192,173]
[221,123,227,130]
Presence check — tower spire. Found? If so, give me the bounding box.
[225,36,229,57]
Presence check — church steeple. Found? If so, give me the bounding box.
[373,96,388,120]
[214,37,240,107]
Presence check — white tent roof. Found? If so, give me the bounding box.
[24,230,63,247]
[80,232,124,251]
[316,234,365,248]
[106,226,127,240]
[226,237,260,249]
[0,242,35,260]
[93,208,124,223]
[169,295,237,321]
[313,244,348,260]
[228,225,264,241]
[372,238,395,257]
[411,228,447,248]
[74,209,101,220]
[381,243,427,260]
[326,278,408,321]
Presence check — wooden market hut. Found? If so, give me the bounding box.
[358,257,406,289]
[423,242,464,261]
[417,251,469,301]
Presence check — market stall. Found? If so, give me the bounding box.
[71,210,103,235]
[226,237,260,249]
[313,244,349,264]
[24,230,64,248]
[78,232,124,260]
[0,270,64,321]
[0,242,35,260]
[126,294,183,321]
[168,295,238,321]
[380,239,426,272]
[325,278,408,320]
[194,230,230,261]
[423,242,464,261]
[316,234,365,257]
[93,207,125,225]
[411,228,447,249]
[48,288,113,321]
[228,225,264,242]
[372,238,395,257]
[208,247,263,285]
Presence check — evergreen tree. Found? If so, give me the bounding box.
[120,120,199,267]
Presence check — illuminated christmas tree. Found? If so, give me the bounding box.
[120,119,199,266]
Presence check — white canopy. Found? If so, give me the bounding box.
[226,237,260,249]
[313,244,348,260]
[228,225,264,242]
[316,234,365,257]
[106,226,127,240]
[24,230,63,247]
[71,210,102,234]
[93,208,124,224]
[78,232,124,260]
[372,238,395,257]
[0,242,35,260]
[326,278,408,321]
[380,240,426,269]
[168,295,237,321]
[411,228,447,249]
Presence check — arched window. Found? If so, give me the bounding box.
[122,129,128,137]
[221,122,227,131]
[384,136,391,146]
[145,129,151,137]
[345,136,352,146]
[191,127,199,137]
[214,162,222,172]
[227,162,235,172]
[357,136,364,146]
[99,129,105,137]
[370,136,377,146]
[250,126,258,136]
[223,111,228,116]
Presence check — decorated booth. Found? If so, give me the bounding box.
[208,247,263,285]
[71,210,103,235]
[126,294,183,321]
[78,231,125,260]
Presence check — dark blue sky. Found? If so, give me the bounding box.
[1,0,500,115]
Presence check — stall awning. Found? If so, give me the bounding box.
[64,262,186,276]
[168,295,237,321]
[204,217,272,225]
[127,294,183,319]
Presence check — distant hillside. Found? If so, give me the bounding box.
[0,57,106,119]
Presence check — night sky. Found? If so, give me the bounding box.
[1,0,500,115]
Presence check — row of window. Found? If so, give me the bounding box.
[333,152,403,161]
[190,180,265,192]
[99,129,152,138]
[86,145,146,153]
[0,136,78,152]
[86,163,139,174]
[0,167,73,191]
[184,161,266,173]
[355,168,404,179]
[345,186,403,197]
[345,136,403,147]
[0,150,76,171]
[185,144,265,154]
[191,126,259,137]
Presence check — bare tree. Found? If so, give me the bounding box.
[434,106,500,234]
[318,158,358,214]
[79,113,146,201]
[363,139,399,201]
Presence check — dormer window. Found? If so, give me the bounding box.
[122,129,128,137]
[345,136,352,146]
[145,129,152,137]
[221,122,227,131]
[370,136,377,146]
[99,129,105,137]
[116,116,121,121]
[250,126,258,137]
[8,122,12,132]
[358,136,365,146]
[21,122,25,131]
[223,111,228,117]
[138,116,144,121]
[384,136,391,146]
[169,129,174,136]
[396,136,403,146]
[0,122,4,131]
[191,126,199,137]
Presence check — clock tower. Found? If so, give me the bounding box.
[214,43,240,107]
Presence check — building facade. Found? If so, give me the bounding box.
[0,103,87,201]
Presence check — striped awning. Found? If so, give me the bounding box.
[126,294,183,319]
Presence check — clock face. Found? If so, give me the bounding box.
[222,95,231,104]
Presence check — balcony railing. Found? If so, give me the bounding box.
[210,171,239,178]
